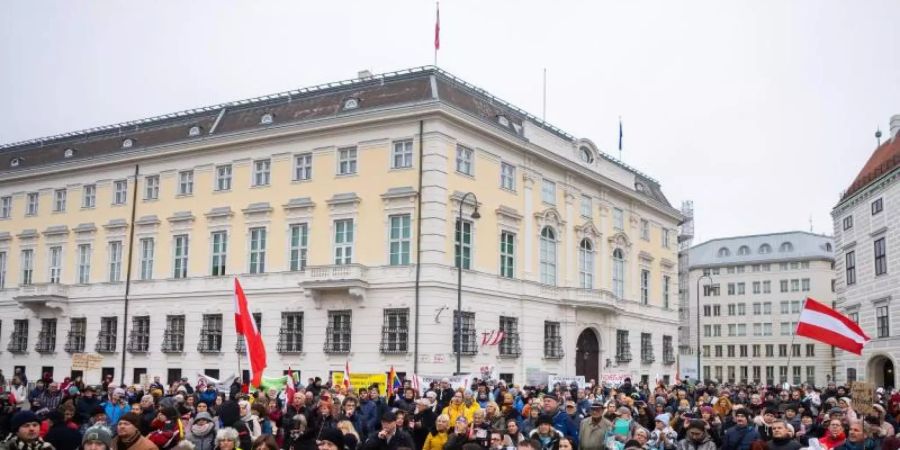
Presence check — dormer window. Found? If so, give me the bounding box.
[497,114,510,127]
[64,148,75,158]
[122,138,134,149]
[579,146,594,163]
[717,247,730,257]
[779,242,794,252]
[738,245,750,256]
[260,113,274,125]
[10,157,21,168]
[512,123,523,135]
[343,98,359,110]
[635,182,646,193]
[188,126,202,137]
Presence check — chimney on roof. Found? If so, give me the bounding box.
[891,114,900,140]
[358,70,373,80]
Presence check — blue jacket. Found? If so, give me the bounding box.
[552,410,579,446]
[197,389,217,406]
[103,401,131,425]
[721,425,759,450]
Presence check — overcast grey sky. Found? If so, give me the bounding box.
[2,1,898,243]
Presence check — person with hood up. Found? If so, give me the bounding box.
[647,413,677,450]
[236,400,261,441]
[675,420,716,450]
[187,411,218,450]
[838,398,858,422]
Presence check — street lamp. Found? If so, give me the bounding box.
[696,273,713,384]
[456,192,481,375]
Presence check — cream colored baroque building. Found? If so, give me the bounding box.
[0,67,680,386]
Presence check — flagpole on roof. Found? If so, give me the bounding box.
[434,2,440,67]
[618,116,623,161]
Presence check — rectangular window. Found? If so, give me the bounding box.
[616,330,632,363]
[26,192,38,215]
[500,162,515,190]
[544,321,563,359]
[82,184,96,208]
[703,345,710,357]
[144,176,159,200]
[640,219,650,240]
[139,238,154,280]
[872,198,884,215]
[249,227,267,274]
[806,366,815,384]
[791,301,801,314]
[763,323,772,336]
[293,153,313,181]
[336,147,359,175]
[161,315,185,353]
[253,159,271,186]
[806,344,815,357]
[334,219,354,265]
[36,318,57,353]
[764,302,772,314]
[198,314,223,353]
[113,180,128,205]
[753,366,762,383]
[850,311,859,323]
[389,215,411,265]
[792,366,802,385]
[581,195,592,218]
[737,282,745,295]
[0,251,6,288]
[0,196,10,218]
[640,333,654,363]
[791,279,800,292]
[781,322,791,336]
[178,171,194,195]
[780,280,789,292]
[325,310,352,353]
[792,344,801,357]
[714,345,722,357]
[801,278,811,291]
[613,208,624,230]
[737,323,746,336]
[753,303,761,315]
[392,140,413,169]
[289,224,308,271]
[704,325,711,337]
[662,228,671,249]
[752,344,761,357]
[663,336,675,363]
[781,301,789,314]
[216,164,233,191]
[54,189,67,212]
[65,318,86,353]
[713,305,721,316]
[108,241,123,282]
[498,316,520,357]
[846,251,856,285]
[779,344,788,357]
[173,235,189,279]
[877,305,890,338]
[728,324,736,336]
[727,345,735,357]
[500,231,515,279]
[455,145,474,175]
[763,281,771,293]
[455,219,472,270]
[765,344,774,357]
[542,179,556,204]
[753,281,761,294]
[77,244,91,284]
[9,319,29,353]
[20,249,33,286]
[704,305,711,317]
[663,275,671,309]
[48,246,62,284]
[210,231,227,276]
[278,312,304,353]
[96,317,118,353]
[378,309,409,354]
[128,316,150,353]
[843,215,853,230]
[875,237,888,276]
[753,323,761,336]
[640,269,650,305]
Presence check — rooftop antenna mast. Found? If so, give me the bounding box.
[809,215,813,233]
[876,128,883,147]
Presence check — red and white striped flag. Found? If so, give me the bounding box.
[286,366,297,402]
[796,297,870,355]
[434,2,440,51]
[343,360,352,392]
[234,278,267,387]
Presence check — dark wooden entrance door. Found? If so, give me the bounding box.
[575,329,600,383]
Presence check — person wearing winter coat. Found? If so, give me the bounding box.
[411,399,437,450]
[578,404,611,450]
[528,415,563,450]
[422,414,450,450]
[834,421,877,450]
[111,413,158,450]
[187,412,218,450]
[766,420,800,450]
[43,411,81,450]
[721,409,760,450]
[648,413,677,450]
[676,420,716,450]
[819,419,848,450]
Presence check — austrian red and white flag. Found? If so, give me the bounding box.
[343,360,352,392]
[234,278,267,387]
[796,297,870,355]
[434,2,440,51]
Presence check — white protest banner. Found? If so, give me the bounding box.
[600,372,630,387]
[414,374,472,395]
[197,373,238,392]
[548,375,587,389]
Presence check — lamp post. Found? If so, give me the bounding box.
[456,192,481,375]
[696,273,712,383]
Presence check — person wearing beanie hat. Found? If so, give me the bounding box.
[721,408,760,450]
[82,424,114,450]
[527,414,563,450]
[318,427,346,450]
[112,412,157,450]
[186,411,218,450]
[649,413,677,450]
[0,410,53,450]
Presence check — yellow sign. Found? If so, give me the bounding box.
[331,372,388,395]
[71,353,104,370]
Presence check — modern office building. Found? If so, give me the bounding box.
[685,231,835,386]
[0,67,681,386]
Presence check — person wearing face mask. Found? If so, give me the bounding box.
[676,420,715,450]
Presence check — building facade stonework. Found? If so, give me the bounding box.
[0,67,680,386]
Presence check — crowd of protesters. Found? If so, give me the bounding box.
[2,367,899,450]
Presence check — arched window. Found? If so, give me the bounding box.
[579,239,594,289]
[779,242,794,252]
[759,243,771,254]
[738,245,750,256]
[717,247,731,257]
[612,248,625,299]
[188,126,202,137]
[540,227,557,285]
[260,113,274,125]
[579,146,594,163]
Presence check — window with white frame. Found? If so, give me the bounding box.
[500,162,516,191]
[144,176,159,200]
[139,238,154,280]
[108,241,123,282]
[0,196,10,218]
[579,238,594,289]
[9,319,28,353]
[211,231,227,276]
[161,315,185,353]
[293,153,312,181]
[455,145,474,176]
[198,314,222,353]
[389,215,411,265]
[613,208,624,231]
[640,219,650,240]
[613,248,625,299]
[96,317,117,353]
[846,251,856,285]
[249,227,267,274]
[581,195,592,218]
[500,231,515,278]
[82,184,96,208]
[843,215,853,230]
[392,140,413,169]
[334,219,353,265]
[216,165,232,191]
[498,316,520,357]
[877,305,890,338]
[540,226,557,285]
[253,159,271,186]
[338,147,358,175]
[21,249,33,285]
[54,189,66,212]
[173,235,189,279]
[662,228,671,248]
[875,237,888,276]
[872,198,884,215]
[178,171,194,195]
[65,318,86,353]
[763,280,771,293]
[128,316,150,353]
[77,244,91,284]
[641,269,650,304]
[0,251,6,288]
[541,179,556,204]
[455,219,472,270]
[290,224,308,271]
[26,192,38,215]
[113,180,128,205]
[453,311,477,355]
[49,246,62,284]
